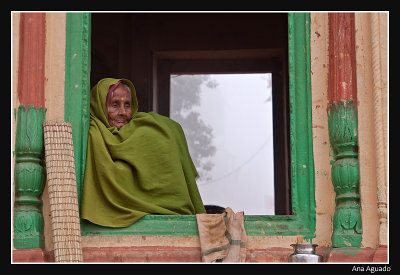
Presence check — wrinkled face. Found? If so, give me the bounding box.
[107,85,132,130]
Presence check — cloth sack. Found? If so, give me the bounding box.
[196,207,247,262]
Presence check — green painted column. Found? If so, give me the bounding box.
[327,13,362,248]
[13,105,46,249]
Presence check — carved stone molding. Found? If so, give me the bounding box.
[13,105,46,249]
[370,13,388,247]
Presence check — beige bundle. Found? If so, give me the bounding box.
[196,208,247,262]
[43,122,83,262]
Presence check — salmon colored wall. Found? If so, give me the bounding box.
[17,13,46,108]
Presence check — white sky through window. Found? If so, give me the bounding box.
[170,73,274,215]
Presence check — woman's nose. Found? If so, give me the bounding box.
[118,105,127,115]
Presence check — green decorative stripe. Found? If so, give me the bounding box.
[81,215,199,236]
[64,13,91,207]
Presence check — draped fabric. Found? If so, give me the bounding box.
[81,78,206,227]
[196,208,247,262]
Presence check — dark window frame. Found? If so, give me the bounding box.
[154,52,291,215]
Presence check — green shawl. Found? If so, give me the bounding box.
[81,78,206,227]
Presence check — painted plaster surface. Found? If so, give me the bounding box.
[42,13,67,252]
[355,13,387,248]
[44,13,66,122]
[17,13,46,108]
[310,13,336,247]
[82,235,201,248]
[355,13,378,249]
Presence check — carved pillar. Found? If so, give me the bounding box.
[370,13,388,247]
[13,13,47,249]
[13,105,46,249]
[327,13,362,248]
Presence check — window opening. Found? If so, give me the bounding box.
[90,13,291,215]
[170,73,275,214]
[68,12,314,237]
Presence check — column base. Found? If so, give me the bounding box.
[326,247,376,262]
[332,233,362,248]
[372,245,388,262]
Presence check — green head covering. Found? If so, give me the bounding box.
[81,78,206,227]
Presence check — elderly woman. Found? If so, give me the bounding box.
[81,78,206,227]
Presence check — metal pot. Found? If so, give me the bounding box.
[288,244,323,262]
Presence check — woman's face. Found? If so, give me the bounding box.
[107,85,132,130]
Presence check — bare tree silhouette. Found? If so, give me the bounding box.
[170,75,217,181]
